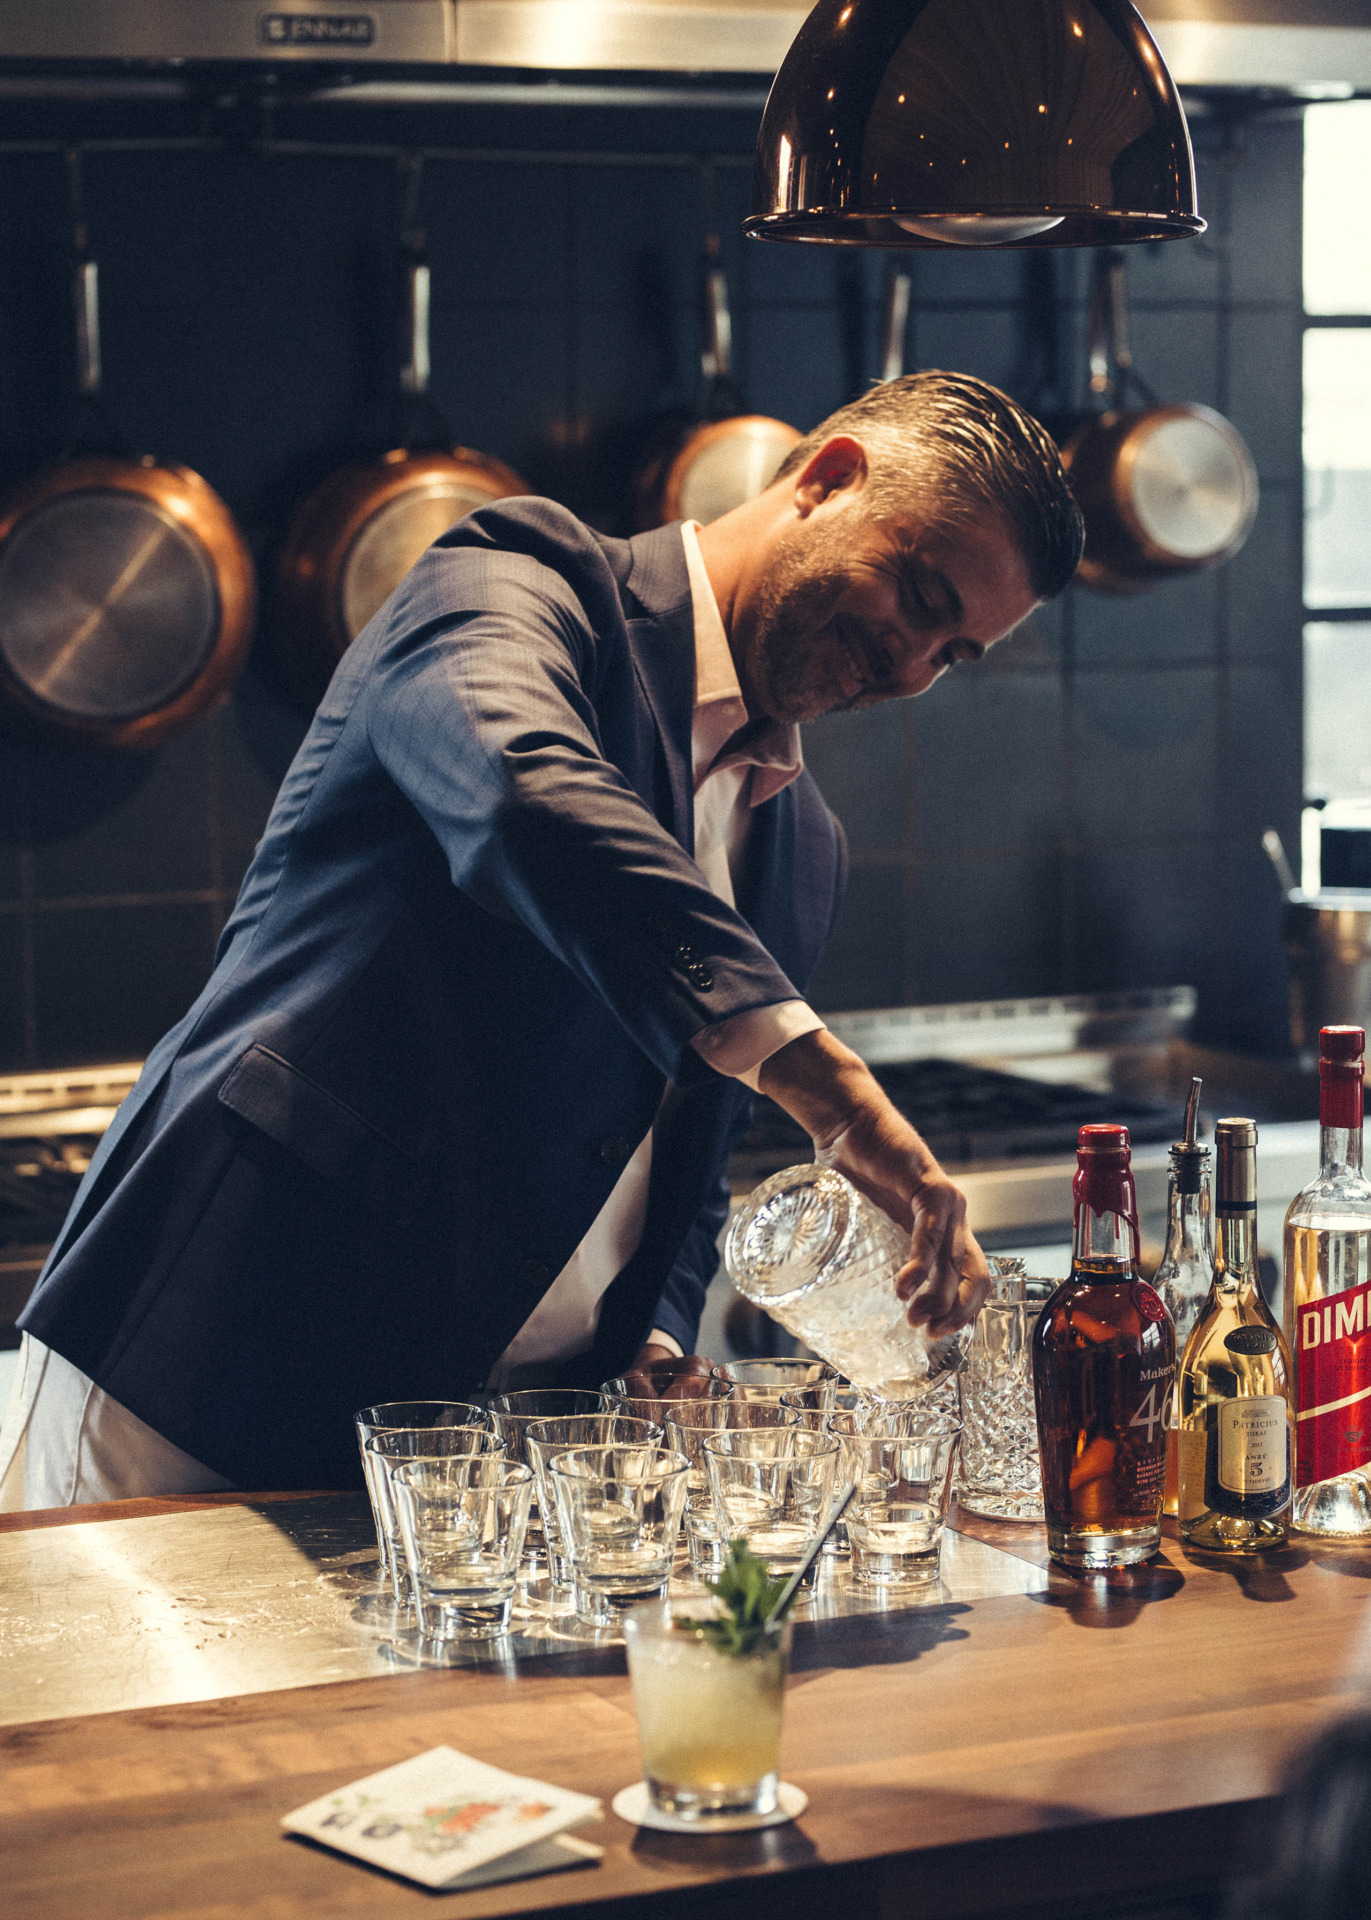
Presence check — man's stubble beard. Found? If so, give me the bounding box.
[744,515,860,724]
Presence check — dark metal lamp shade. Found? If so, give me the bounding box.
[746,0,1205,248]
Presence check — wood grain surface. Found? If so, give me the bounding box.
[6,1504,1371,1920]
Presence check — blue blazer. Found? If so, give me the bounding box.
[20,501,846,1489]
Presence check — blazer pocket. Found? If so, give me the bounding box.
[218,1043,427,1227]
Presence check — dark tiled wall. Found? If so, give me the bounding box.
[0,103,1304,1070]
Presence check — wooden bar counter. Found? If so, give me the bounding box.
[4,1492,1369,1920]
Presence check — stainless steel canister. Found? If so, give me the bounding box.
[1283,891,1371,1059]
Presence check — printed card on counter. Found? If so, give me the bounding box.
[281,1744,604,1891]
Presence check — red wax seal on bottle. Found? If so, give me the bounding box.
[1319,1026,1365,1132]
[1073,1124,1138,1224]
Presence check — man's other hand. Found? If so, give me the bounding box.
[628,1345,716,1378]
[756,1028,990,1336]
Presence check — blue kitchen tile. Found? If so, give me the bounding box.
[806,860,906,1012]
[32,901,218,1066]
[916,248,1023,308]
[216,674,309,893]
[572,165,700,312]
[1228,309,1303,484]
[1221,664,1304,847]
[910,308,1020,396]
[429,162,575,312]
[1072,568,1220,669]
[984,599,1064,674]
[1075,838,1221,1005]
[1121,307,1220,412]
[206,152,393,314]
[27,724,215,901]
[1119,169,1222,307]
[1219,840,1296,1056]
[1071,667,1218,844]
[85,149,213,314]
[1228,482,1303,664]
[802,703,906,858]
[0,912,26,1071]
[1229,117,1304,310]
[416,305,571,490]
[908,848,1065,1003]
[742,306,850,434]
[913,669,1065,854]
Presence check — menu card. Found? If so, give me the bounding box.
[281,1744,603,1891]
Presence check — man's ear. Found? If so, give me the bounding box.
[793,435,868,515]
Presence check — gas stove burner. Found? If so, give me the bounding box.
[0,1135,98,1246]
[741,1057,1186,1170]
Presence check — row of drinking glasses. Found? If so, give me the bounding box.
[355,1359,966,1641]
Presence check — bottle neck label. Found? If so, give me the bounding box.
[1295,1272,1371,1486]
[1320,1061,1364,1133]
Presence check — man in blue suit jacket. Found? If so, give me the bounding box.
[3,373,1082,1500]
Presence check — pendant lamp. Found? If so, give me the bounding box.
[746,0,1205,247]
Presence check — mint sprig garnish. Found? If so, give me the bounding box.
[676,1541,792,1657]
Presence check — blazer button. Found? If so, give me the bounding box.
[594,1134,633,1168]
[687,963,714,992]
[520,1258,552,1289]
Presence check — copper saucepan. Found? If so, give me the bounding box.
[0,162,255,751]
[1061,251,1258,594]
[634,233,801,530]
[274,166,527,707]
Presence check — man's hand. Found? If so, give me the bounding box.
[757,1028,989,1336]
[628,1345,715,1378]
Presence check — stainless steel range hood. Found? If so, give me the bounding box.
[0,0,1367,91]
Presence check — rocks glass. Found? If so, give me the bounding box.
[959,1275,1054,1521]
[524,1414,663,1594]
[712,1358,842,1409]
[547,1444,689,1627]
[623,1604,792,1823]
[487,1388,607,1576]
[703,1426,841,1586]
[394,1457,534,1640]
[354,1400,492,1580]
[846,1417,962,1586]
[362,1421,502,1599]
[725,1164,971,1400]
[671,1401,798,1578]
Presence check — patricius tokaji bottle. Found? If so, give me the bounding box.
[1283,1025,1371,1537]
[1033,1124,1176,1569]
[1154,1077,1213,1517]
[1178,1119,1292,1552]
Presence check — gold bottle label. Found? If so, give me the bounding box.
[1217,1397,1287,1496]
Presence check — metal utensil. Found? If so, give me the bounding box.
[763,1479,859,1628]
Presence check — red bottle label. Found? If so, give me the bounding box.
[1295,1273,1371,1485]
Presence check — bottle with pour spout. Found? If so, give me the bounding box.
[1153,1079,1213,1516]
[1178,1119,1292,1551]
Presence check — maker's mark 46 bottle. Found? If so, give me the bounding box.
[1032,1124,1176,1569]
[1283,1025,1371,1537]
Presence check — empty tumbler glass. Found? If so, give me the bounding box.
[488,1388,607,1574]
[365,1425,505,1599]
[846,1420,962,1586]
[547,1444,689,1627]
[524,1414,663,1592]
[355,1400,492,1578]
[703,1426,841,1587]
[395,1457,534,1640]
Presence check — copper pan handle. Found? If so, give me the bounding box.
[399,253,431,397]
[701,234,733,387]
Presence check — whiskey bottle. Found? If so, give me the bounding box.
[1178,1119,1292,1551]
[1283,1025,1371,1537]
[1154,1078,1212,1516]
[1032,1124,1176,1569]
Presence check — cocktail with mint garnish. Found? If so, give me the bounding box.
[622,1543,794,1822]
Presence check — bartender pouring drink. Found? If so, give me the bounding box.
[0,371,1083,1505]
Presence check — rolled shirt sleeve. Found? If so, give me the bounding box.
[690,998,826,1091]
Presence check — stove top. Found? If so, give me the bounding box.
[739,1055,1188,1173]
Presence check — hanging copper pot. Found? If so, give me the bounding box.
[633,234,801,530]
[0,164,254,751]
[274,163,527,707]
[1061,251,1257,594]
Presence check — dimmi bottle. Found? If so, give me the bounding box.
[1032,1124,1177,1569]
[1283,1025,1371,1536]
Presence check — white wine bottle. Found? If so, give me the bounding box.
[1178,1118,1292,1551]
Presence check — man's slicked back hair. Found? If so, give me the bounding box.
[772,370,1084,601]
